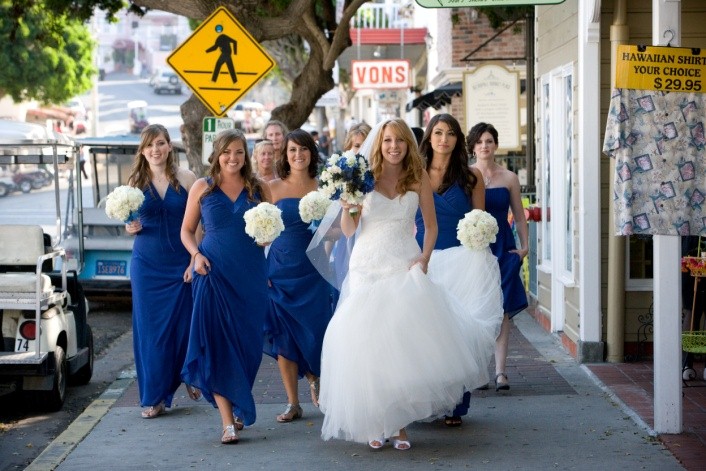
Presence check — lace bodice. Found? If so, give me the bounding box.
[347,191,421,283]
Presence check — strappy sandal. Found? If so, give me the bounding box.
[308,377,320,408]
[276,403,303,423]
[444,415,462,427]
[141,402,165,419]
[233,414,244,431]
[221,424,239,444]
[186,385,202,401]
[495,372,510,391]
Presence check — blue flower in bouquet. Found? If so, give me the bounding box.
[319,151,374,213]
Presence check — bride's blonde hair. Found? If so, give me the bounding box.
[368,118,423,194]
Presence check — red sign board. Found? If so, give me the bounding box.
[351,60,410,90]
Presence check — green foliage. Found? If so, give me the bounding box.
[0,2,96,104]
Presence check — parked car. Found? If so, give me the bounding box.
[11,171,35,193]
[153,71,182,95]
[0,175,14,197]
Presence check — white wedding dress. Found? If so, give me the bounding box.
[319,190,503,444]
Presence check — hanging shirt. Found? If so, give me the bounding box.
[603,88,706,236]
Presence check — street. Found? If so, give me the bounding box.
[0,299,134,471]
[85,73,184,138]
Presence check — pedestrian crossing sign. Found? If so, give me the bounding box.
[167,7,275,117]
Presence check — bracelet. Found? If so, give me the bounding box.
[193,251,201,258]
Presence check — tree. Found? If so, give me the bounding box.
[5,0,369,173]
[0,2,97,104]
[130,0,369,174]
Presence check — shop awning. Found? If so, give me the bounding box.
[405,82,462,112]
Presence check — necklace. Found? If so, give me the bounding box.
[483,173,491,186]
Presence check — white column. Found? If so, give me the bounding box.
[577,0,602,347]
[652,0,682,434]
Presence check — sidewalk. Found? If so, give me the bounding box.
[28,313,696,470]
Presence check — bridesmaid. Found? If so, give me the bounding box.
[468,122,529,392]
[181,129,271,444]
[265,129,334,422]
[125,124,199,419]
[415,113,485,426]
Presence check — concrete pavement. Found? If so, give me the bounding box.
[27,312,686,470]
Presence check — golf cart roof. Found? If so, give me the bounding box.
[0,120,76,164]
[77,134,185,157]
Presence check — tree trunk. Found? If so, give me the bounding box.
[179,94,209,176]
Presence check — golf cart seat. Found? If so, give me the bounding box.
[0,225,66,309]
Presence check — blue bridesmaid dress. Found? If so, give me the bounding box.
[264,198,333,377]
[415,182,473,417]
[485,187,528,317]
[415,182,471,250]
[131,183,193,408]
[181,186,268,426]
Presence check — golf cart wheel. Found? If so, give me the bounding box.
[36,346,67,411]
[0,183,8,197]
[20,180,32,193]
[71,325,94,385]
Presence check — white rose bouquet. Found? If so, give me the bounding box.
[243,202,285,244]
[299,190,332,223]
[457,209,499,251]
[104,185,145,223]
[319,150,375,215]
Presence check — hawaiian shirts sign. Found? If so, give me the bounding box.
[603,88,706,236]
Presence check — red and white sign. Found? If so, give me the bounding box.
[351,60,410,90]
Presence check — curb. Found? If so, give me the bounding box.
[25,372,135,471]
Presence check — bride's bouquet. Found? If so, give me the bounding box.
[104,185,145,223]
[299,190,332,223]
[457,209,499,251]
[244,202,285,244]
[319,150,375,215]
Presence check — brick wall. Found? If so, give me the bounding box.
[450,9,526,67]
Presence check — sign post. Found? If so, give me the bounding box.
[168,7,275,117]
[202,117,235,164]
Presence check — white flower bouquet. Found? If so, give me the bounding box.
[457,209,499,251]
[243,202,285,244]
[104,185,145,223]
[299,190,332,223]
[319,150,375,215]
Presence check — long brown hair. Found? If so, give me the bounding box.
[127,124,180,192]
[202,129,263,202]
[369,119,423,194]
[276,129,319,179]
[419,113,477,200]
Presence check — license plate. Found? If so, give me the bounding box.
[96,260,127,276]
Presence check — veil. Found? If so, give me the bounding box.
[305,120,387,291]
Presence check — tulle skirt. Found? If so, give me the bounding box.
[319,246,503,444]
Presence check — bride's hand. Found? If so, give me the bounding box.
[410,255,429,274]
[340,199,361,214]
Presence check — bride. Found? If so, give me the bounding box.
[317,118,503,450]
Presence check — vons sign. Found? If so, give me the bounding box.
[351,60,410,90]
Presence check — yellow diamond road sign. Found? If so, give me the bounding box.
[167,7,275,117]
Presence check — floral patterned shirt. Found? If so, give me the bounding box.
[603,88,706,236]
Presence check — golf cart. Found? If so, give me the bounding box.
[63,135,187,293]
[0,120,93,411]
